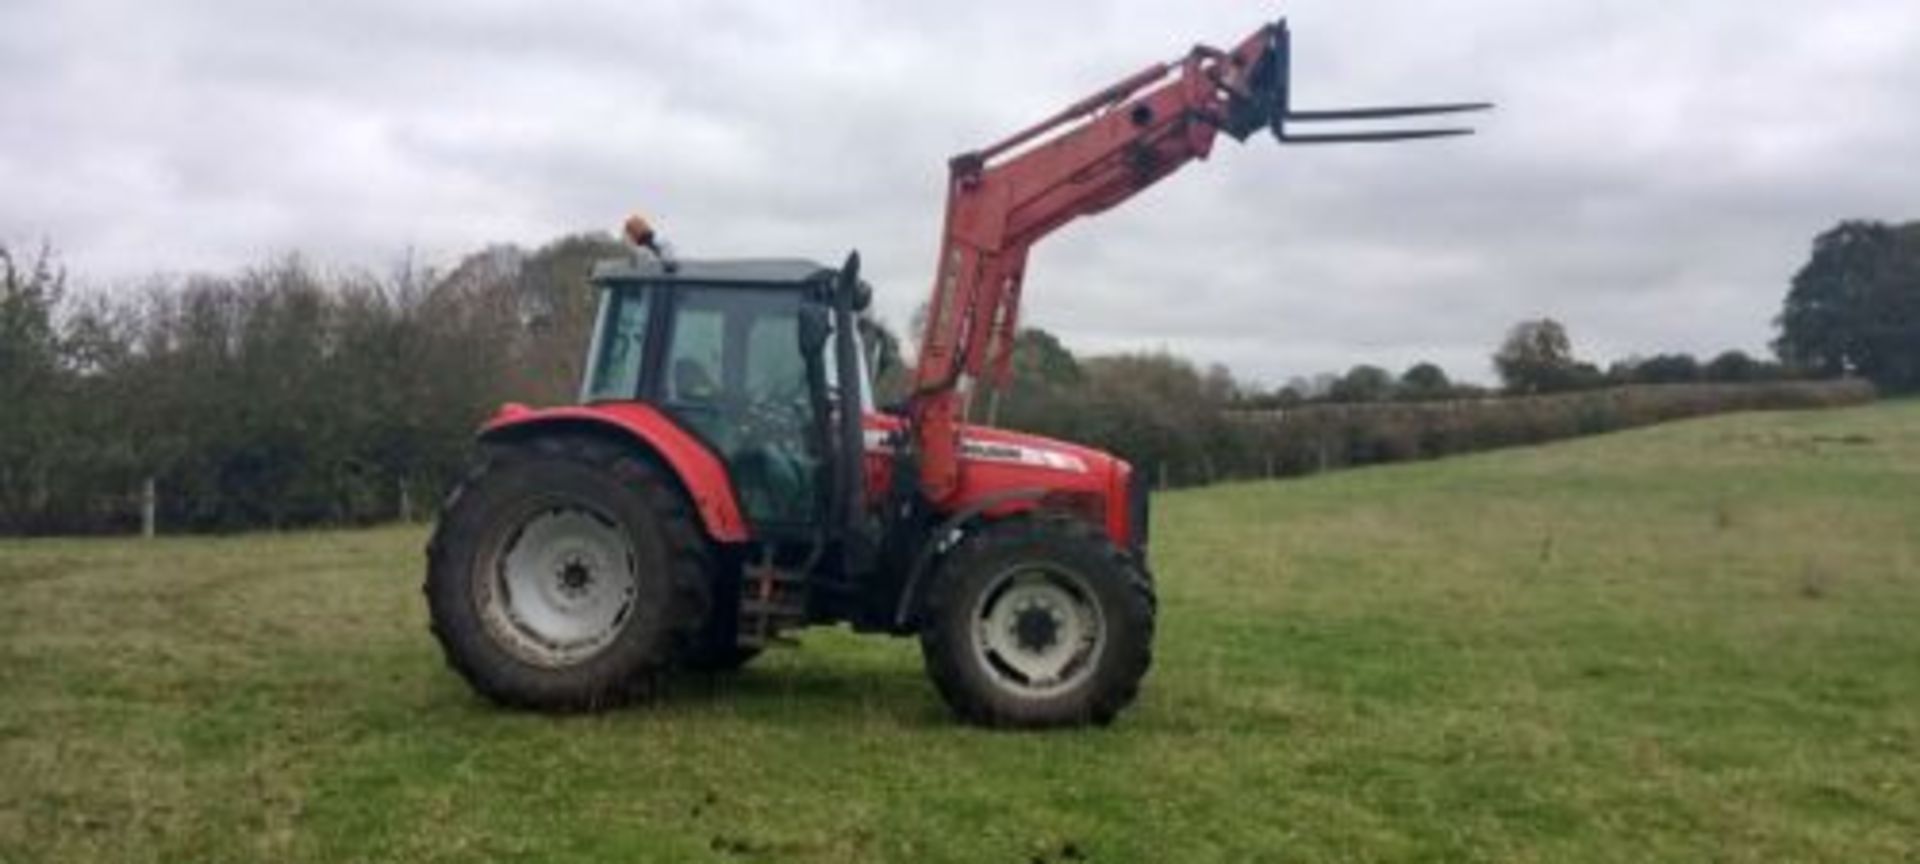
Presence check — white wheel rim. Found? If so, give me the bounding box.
[970,566,1105,698]
[479,503,639,667]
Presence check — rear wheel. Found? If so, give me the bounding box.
[919,517,1155,728]
[425,437,708,711]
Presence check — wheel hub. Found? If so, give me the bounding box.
[973,568,1105,696]
[1011,601,1062,654]
[479,504,640,667]
[556,555,593,597]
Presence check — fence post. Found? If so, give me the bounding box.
[1157,461,1169,490]
[398,478,413,523]
[1264,451,1275,479]
[141,477,156,539]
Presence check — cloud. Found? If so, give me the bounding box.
[3,0,1917,385]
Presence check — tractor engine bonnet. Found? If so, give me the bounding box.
[862,413,1137,549]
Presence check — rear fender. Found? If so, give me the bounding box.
[477,403,750,543]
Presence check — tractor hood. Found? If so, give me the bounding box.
[861,414,1119,477]
[951,423,1113,476]
[862,413,1139,548]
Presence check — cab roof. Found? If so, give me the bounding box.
[590,256,834,286]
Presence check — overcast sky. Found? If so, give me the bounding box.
[4,0,1917,385]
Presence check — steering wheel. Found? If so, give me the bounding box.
[736,381,813,452]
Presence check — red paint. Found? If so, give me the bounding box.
[862,413,1136,547]
[478,402,751,543]
[910,23,1278,505]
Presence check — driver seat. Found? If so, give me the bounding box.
[672,358,718,402]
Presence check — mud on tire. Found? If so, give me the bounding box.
[424,436,709,711]
[919,516,1156,728]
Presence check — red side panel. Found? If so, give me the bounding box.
[862,413,1136,547]
[478,402,750,543]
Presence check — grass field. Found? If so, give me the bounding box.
[2,401,1917,863]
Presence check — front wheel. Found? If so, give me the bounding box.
[919,517,1155,728]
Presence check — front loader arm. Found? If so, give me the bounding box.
[906,18,1488,503]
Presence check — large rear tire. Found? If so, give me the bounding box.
[425,436,709,711]
[919,516,1155,728]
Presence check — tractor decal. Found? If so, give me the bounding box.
[958,440,1089,473]
[863,428,1088,473]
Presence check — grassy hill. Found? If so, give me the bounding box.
[2,401,1916,863]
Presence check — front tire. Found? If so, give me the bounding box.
[425,437,708,711]
[919,517,1155,728]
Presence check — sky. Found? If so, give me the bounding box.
[3,0,1918,386]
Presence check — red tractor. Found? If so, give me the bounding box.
[425,18,1485,727]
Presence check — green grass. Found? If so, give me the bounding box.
[3,401,1918,863]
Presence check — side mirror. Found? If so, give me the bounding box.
[798,305,831,358]
[836,251,867,311]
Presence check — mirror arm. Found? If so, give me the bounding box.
[830,253,871,573]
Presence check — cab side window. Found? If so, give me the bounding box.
[583,290,651,402]
[744,314,805,406]
[659,287,819,531]
[665,307,724,405]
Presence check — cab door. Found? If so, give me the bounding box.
[657,285,820,532]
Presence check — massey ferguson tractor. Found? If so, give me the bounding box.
[425,18,1486,727]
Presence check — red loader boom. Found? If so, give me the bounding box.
[910,19,1487,501]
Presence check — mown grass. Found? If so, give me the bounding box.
[2,401,1917,863]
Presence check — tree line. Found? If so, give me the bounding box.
[1,218,1911,535]
[1213,319,1800,411]
[940,220,1911,486]
[0,236,622,534]
[976,330,1872,491]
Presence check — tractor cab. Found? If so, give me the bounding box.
[577,255,872,536]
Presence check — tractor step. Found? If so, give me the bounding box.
[738,560,807,649]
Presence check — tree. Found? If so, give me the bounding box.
[1493,318,1578,394]
[0,243,68,528]
[994,327,1084,429]
[857,312,908,405]
[512,234,631,404]
[1605,357,1642,386]
[1775,220,1920,392]
[1566,362,1606,390]
[1704,350,1761,383]
[1281,375,1319,401]
[1631,353,1700,385]
[1398,362,1452,400]
[1201,362,1239,404]
[1328,364,1393,403]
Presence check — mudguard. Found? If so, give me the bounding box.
[478,402,750,543]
